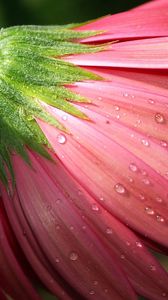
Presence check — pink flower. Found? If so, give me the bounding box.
[0,0,168,299]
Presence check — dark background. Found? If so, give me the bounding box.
[0,0,148,27]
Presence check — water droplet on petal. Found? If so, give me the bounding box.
[91,203,100,212]
[114,183,127,195]
[114,105,120,111]
[148,99,155,104]
[136,241,143,248]
[141,139,150,147]
[123,93,128,97]
[69,252,78,261]
[55,258,60,263]
[57,134,67,144]
[93,280,98,286]
[129,163,138,172]
[89,290,95,295]
[155,113,165,124]
[156,197,163,203]
[106,227,113,234]
[160,140,167,148]
[56,224,60,230]
[149,265,156,271]
[126,241,131,246]
[145,207,155,215]
[120,254,125,259]
[142,178,151,185]
[162,292,167,297]
[156,215,165,223]
[139,194,146,201]
[62,115,68,121]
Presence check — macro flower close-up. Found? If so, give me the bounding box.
[0,0,168,299]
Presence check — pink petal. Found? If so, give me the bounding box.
[0,201,41,300]
[9,151,137,300]
[37,103,168,250]
[76,3,168,43]
[64,37,168,69]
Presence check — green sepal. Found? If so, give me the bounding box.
[0,24,104,186]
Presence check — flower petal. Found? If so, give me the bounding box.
[10,151,137,300]
[64,38,168,69]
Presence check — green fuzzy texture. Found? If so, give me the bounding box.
[0,24,103,186]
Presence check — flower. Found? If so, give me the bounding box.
[0,0,168,299]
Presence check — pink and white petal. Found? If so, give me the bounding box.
[35,151,168,300]
[0,202,41,300]
[11,152,137,300]
[132,0,168,11]
[76,5,168,43]
[64,38,168,69]
[37,106,168,249]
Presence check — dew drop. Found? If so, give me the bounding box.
[142,178,151,185]
[69,252,78,261]
[62,115,68,121]
[114,105,120,111]
[129,163,138,172]
[97,96,102,101]
[162,292,167,297]
[155,197,163,203]
[57,134,67,144]
[155,113,165,124]
[82,225,87,230]
[104,289,108,294]
[114,183,127,195]
[126,241,131,246]
[141,170,147,176]
[89,290,95,295]
[160,140,167,148]
[69,225,74,230]
[136,241,143,248]
[156,215,165,223]
[93,280,98,286]
[55,257,60,263]
[120,254,125,259]
[123,93,128,97]
[138,194,146,201]
[145,207,155,215]
[55,224,60,230]
[99,196,104,201]
[106,227,113,234]
[149,265,156,271]
[141,139,150,147]
[91,203,100,212]
[148,99,155,104]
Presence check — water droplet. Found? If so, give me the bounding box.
[93,280,98,286]
[55,258,60,263]
[155,113,165,124]
[114,183,127,195]
[123,93,128,97]
[148,99,155,104]
[160,140,167,148]
[82,225,87,230]
[106,227,113,234]
[120,254,125,259]
[129,163,138,172]
[114,105,120,111]
[136,241,143,248]
[104,289,108,294]
[99,196,104,201]
[142,178,151,185]
[62,115,68,121]
[141,139,150,147]
[145,207,155,215]
[156,215,165,222]
[141,170,147,176]
[162,292,167,297]
[56,224,60,230]
[69,252,78,261]
[69,225,74,230]
[155,197,163,203]
[128,177,134,183]
[57,134,67,144]
[89,290,95,295]
[97,96,102,100]
[126,241,131,246]
[138,194,146,201]
[149,265,156,271]
[91,204,99,211]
